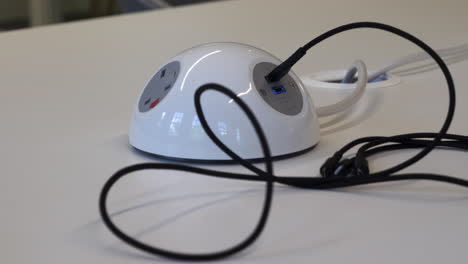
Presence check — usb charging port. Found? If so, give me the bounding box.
[272,85,287,95]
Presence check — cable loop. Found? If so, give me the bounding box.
[100,22,468,261]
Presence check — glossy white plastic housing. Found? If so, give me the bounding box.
[129,42,320,161]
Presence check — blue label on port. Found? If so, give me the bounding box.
[272,85,287,95]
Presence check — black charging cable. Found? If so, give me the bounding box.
[99,22,468,261]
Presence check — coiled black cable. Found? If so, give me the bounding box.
[99,22,468,261]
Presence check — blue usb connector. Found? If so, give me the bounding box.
[272,85,287,95]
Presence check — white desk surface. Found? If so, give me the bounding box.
[2,0,468,263]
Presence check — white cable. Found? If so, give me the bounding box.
[392,52,468,76]
[306,43,467,118]
[367,43,468,81]
[316,60,367,117]
[337,43,468,83]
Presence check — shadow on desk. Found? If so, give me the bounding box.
[69,179,468,262]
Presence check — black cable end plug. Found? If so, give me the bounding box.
[265,47,307,83]
[320,154,370,179]
[353,156,370,177]
[320,154,342,178]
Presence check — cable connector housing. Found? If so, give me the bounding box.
[265,47,307,82]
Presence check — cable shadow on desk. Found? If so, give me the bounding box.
[72,187,276,262]
[71,178,468,262]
